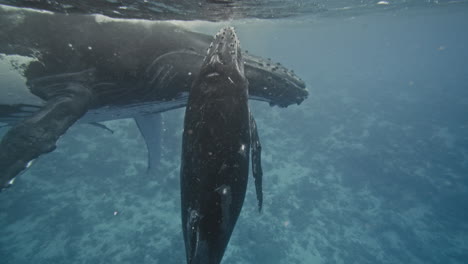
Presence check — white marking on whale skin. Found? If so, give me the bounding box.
[26,159,35,168]
[215,185,231,197]
[1,4,54,15]
[8,177,16,185]
[186,207,202,256]
[377,1,390,5]
[215,185,233,224]
[187,208,202,236]
[238,144,247,157]
[206,72,220,78]
[188,208,201,224]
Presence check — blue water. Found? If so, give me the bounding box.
[1,3,468,264]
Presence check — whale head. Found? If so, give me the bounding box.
[199,26,245,87]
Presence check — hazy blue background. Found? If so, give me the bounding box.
[1,3,468,264]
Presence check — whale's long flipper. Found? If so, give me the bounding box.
[135,113,162,175]
[0,83,93,189]
[250,113,263,212]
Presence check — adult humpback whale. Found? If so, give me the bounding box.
[180,27,262,264]
[0,6,307,189]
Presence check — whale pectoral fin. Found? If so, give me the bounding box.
[0,83,93,190]
[88,122,114,134]
[135,113,163,175]
[250,113,263,212]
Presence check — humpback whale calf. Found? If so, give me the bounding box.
[0,6,306,189]
[180,27,263,264]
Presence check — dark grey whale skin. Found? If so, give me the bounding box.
[180,26,252,264]
[0,7,307,189]
[0,7,307,109]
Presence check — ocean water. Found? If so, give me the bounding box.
[1,2,468,264]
